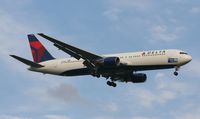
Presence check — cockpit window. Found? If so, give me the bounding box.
[180,52,188,55]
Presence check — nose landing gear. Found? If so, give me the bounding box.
[174,66,180,76]
[174,71,178,76]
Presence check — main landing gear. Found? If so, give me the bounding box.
[107,81,117,87]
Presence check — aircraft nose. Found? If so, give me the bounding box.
[188,55,192,62]
[185,55,192,63]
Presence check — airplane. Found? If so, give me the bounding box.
[10,33,192,87]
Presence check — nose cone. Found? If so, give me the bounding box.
[185,55,192,64]
[187,55,192,62]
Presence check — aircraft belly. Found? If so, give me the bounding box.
[60,68,90,76]
[130,64,176,71]
[98,64,176,72]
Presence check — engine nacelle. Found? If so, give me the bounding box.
[95,57,120,67]
[127,73,147,83]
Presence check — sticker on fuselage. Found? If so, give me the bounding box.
[168,58,178,63]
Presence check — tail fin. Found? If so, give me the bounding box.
[28,34,54,63]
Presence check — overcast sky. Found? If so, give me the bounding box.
[0,0,200,119]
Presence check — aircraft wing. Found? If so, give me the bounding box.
[38,33,102,62]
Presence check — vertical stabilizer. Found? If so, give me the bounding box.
[28,34,54,63]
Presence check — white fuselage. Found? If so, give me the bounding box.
[29,49,192,76]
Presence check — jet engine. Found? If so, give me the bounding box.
[126,73,147,83]
[95,57,120,67]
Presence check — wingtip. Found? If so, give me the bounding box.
[10,55,19,60]
[37,33,44,36]
[10,55,15,57]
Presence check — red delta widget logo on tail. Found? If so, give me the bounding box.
[28,34,54,63]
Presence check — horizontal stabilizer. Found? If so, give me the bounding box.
[10,55,44,68]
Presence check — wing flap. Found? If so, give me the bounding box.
[10,55,44,68]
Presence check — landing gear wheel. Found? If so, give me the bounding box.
[107,81,112,86]
[174,66,180,76]
[106,81,117,87]
[91,72,101,78]
[174,71,178,76]
[96,74,100,78]
[112,82,117,87]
